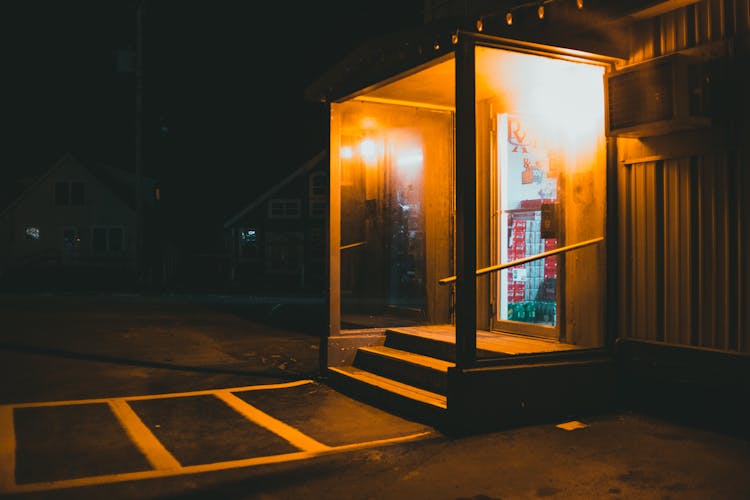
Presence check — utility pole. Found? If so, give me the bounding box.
[135,0,144,283]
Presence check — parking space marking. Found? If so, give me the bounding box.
[4,430,433,494]
[109,399,181,471]
[0,379,436,494]
[6,379,314,409]
[214,390,331,453]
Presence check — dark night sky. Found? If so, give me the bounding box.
[2,1,423,236]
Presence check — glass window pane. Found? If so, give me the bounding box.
[475,45,607,342]
[332,56,455,329]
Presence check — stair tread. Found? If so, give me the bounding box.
[329,366,447,409]
[388,325,579,355]
[358,345,455,372]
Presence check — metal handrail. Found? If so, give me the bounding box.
[438,236,604,285]
[340,241,367,251]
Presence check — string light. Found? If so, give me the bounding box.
[473,0,583,32]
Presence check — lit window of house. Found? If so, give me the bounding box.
[55,181,85,206]
[268,199,301,219]
[239,228,259,259]
[25,227,40,240]
[92,226,125,255]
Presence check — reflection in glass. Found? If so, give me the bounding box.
[334,100,454,328]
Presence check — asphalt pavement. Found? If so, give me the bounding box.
[1,293,750,499]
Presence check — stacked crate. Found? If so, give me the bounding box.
[544,237,557,279]
[508,218,526,303]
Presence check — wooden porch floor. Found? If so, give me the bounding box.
[388,324,581,356]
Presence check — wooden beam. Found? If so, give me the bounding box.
[455,35,477,369]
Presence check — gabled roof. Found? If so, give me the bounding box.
[0,153,156,218]
[224,150,327,229]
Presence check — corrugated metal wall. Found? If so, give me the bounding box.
[619,152,749,353]
[628,0,750,64]
[618,0,749,353]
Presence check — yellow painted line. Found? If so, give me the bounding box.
[214,390,330,453]
[108,399,181,471]
[5,379,314,409]
[0,406,16,492]
[1,430,435,494]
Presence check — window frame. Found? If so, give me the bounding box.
[54,181,85,206]
[268,198,301,219]
[91,225,127,255]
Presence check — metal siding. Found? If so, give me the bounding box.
[617,0,750,353]
[741,149,750,352]
[646,164,659,341]
[630,163,659,341]
[742,0,750,33]
[697,0,711,42]
[662,10,678,53]
[696,154,734,350]
[711,0,726,40]
[663,159,693,346]
[618,163,632,340]
[697,155,715,348]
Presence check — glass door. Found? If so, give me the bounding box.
[495,112,561,338]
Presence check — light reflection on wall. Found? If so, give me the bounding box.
[340,132,425,177]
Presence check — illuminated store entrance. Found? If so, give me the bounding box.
[321,30,617,430]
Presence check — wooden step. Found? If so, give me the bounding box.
[384,328,504,361]
[327,366,447,425]
[354,345,453,395]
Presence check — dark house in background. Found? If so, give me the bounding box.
[306,0,750,434]
[0,153,161,290]
[224,151,328,293]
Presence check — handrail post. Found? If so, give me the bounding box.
[455,35,477,369]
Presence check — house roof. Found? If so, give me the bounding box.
[223,150,327,229]
[0,153,156,218]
